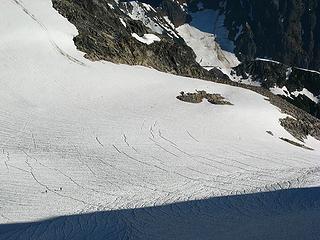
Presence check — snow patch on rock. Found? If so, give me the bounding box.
[270,86,292,98]
[292,88,319,103]
[131,33,160,45]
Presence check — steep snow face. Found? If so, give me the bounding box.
[190,9,235,53]
[177,24,239,69]
[182,9,240,78]
[1,0,320,228]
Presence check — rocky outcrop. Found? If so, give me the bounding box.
[187,0,320,72]
[177,90,232,105]
[52,0,320,142]
[252,86,320,141]
[280,137,314,150]
[143,0,320,72]
[234,59,320,118]
[51,0,209,78]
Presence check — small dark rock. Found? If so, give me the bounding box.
[177,90,232,105]
[266,131,274,136]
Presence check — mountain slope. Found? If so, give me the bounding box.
[126,0,320,119]
[1,0,320,239]
[148,0,320,72]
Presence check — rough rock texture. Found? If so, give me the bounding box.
[52,0,208,78]
[252,86,320,141]
[158,0,191,27]
[177,90,232,105]
[188,0,320,72]
[234,59,320,118]
[280,137,314,150]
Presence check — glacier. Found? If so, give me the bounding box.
[1,0,320,239]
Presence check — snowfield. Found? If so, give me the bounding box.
[1,0,320,239]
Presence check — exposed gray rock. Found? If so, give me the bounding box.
[234,59,320,118]
[177,90,232,105]
[52,0,210,79]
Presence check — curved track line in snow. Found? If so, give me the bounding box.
[11,0,85,66]
[186,130,200,143]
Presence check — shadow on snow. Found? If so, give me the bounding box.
[1,187,320,240]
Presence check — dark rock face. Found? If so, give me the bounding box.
[51,0,208,78]
[145,0,320,72]
[51,0,320,141]
[286,94,320,119]
[196,0,320,71]
[279,137,314,150]
[158,0,191,27]
[177,90,232,105]
[234,60,320,95]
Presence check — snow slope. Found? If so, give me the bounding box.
[177,24,239,69]
[190,9,236,53]
[179,9,241,78]
[1,0,320,237]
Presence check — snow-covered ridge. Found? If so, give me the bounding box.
[296,67,320,75]
[292,88,320,104]
[1,0,320,232]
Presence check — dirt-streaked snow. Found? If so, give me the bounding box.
[1,0,320,229]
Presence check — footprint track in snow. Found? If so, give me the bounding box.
[11,0,85,66]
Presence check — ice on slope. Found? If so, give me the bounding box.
[123,1,163,34]
[0,0,320,226]
[190,9,236,53]
[177,24,239,69]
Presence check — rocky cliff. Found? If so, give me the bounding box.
[52,0,213,79]
[140,0,320,72]
[234,59,320,118]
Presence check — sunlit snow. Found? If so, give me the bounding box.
[1,0,320,230]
